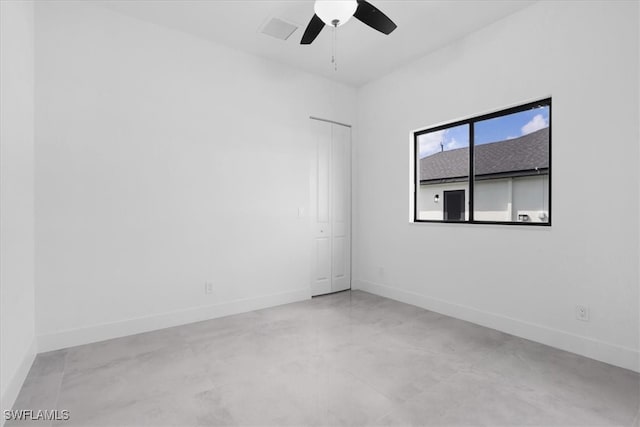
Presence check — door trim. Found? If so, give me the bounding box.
[309,117,352,296]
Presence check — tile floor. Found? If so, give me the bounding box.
[7,290,640,426]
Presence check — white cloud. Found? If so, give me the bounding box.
[446,138,465,150]
[521,114,548,135]
[418,129,468,157]
[418,129,447,158]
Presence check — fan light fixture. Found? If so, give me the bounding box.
[314,0,358,27]
[300,0,397,45]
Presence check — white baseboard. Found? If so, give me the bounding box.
[353,279,640,373]
[1,338,37,425]
[37,288,310,353]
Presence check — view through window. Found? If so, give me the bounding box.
[415,99,551,225]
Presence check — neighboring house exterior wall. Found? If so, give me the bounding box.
[418,174,548,222]
[474,178,511,221]
[511,175,549,222]
[418,182,469,221]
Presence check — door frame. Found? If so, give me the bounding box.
[309,116,352,296]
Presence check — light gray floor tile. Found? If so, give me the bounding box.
[8,290,639,426]
[64,327,186,375]
[472,337,640,426]
[57,344,215,424]
[28,350,68,378]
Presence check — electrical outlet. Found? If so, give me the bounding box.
[576,305,589,322]
[204,282,213,295]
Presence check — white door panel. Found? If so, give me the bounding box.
[313,237,332,295]
[333,222,346,236]
[316,131,330,224]
[330,122,351,293]
[332,237,346,278]
[315,238,331,280]
[310,118,351,296]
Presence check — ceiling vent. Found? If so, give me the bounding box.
[260,17,298,41]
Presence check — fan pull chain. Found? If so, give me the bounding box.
[332,26,337,71]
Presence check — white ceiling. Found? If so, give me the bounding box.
[101,0,536,87]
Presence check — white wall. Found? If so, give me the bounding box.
[0,0,37,415]
[34,2,356,349]
[355,1,639,371]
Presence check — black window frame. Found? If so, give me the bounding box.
[413,98,552,226]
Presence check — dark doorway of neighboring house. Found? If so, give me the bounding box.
[444,190,465,221]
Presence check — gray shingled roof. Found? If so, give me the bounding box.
[419,127,549,183]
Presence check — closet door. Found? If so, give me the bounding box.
[310,118,351,296]
[330,123,351,293]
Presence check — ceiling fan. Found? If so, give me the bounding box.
[300,0,397,45]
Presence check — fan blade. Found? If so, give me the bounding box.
[353,0,397,35]
[300,14,325,44]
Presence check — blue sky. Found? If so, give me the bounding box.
[418,106,549,158]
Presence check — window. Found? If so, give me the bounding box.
[414,98,551,225]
